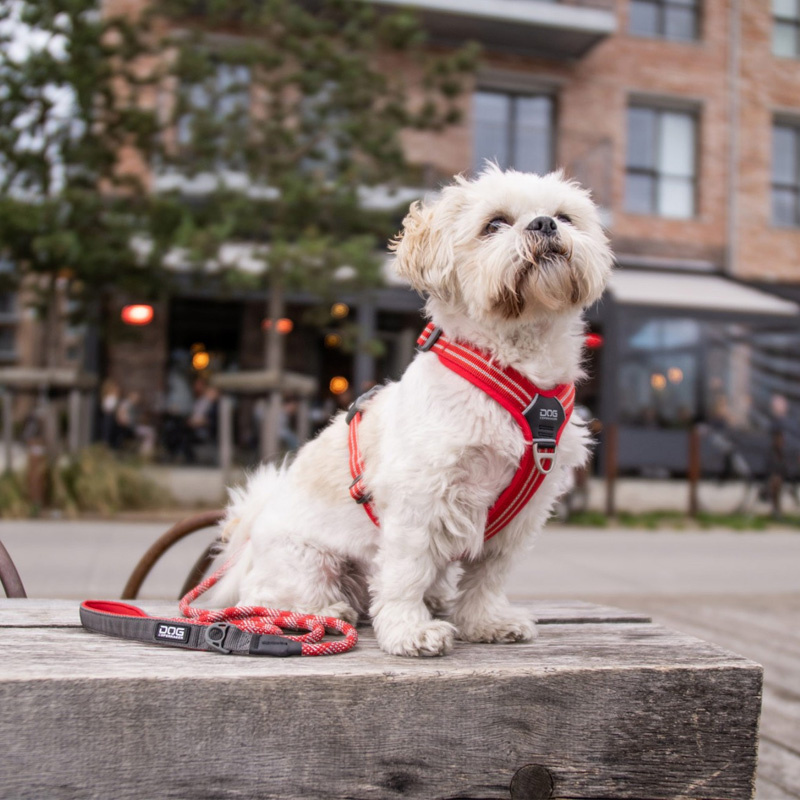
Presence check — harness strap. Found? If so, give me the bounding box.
[80,552,358,657]
[347,323,575,540]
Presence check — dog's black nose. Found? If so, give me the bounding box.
[527,216,558,236]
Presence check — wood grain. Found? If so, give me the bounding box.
[0,598,652,629]
[0,600,761,800]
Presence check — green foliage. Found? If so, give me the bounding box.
[0,471,33,518]
[62,446,172,514]
[0,1,168,339]
[564,510,608,527]
[156,0,478,296]
[0,447,172,517]
[0,0,477,372]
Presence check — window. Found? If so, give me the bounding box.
[629,0,699,42]
[772,123,800,226]
[625,106,697,218]
[473,91,553,175]
[619,317,701,428]
[773,0,800,57]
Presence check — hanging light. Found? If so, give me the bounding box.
[667,367,684,384]
[325,333,342,348]
[330,302,349,319]
[121,304,154,326]
[262,317,294,334]
[651,373,667,391]
[585,332,604,349]
[329,376,349,395]
[192,351,210,371]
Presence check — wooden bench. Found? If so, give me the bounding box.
[0,599,762,800]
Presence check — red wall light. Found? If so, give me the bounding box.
[584,332,604,349]
[121,304,154,326]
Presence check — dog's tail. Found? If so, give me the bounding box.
[195,463,284,608]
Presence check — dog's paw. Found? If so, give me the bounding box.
[378,619,457,658]
[455,610,537,644]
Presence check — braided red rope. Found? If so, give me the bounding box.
[178,553,359,656]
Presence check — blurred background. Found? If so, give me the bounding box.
[1,0,800,523]
[2,0,800,523]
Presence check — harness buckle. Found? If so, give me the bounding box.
[346,385,383,425]
[205,622,233,655]
[349,474,373,505]
[417,325,442,352]
[532,440,558,474]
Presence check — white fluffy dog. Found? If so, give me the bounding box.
[205,165,613,657]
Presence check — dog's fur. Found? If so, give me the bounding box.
[205,165,614,657]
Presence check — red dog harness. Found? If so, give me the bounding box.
[347,323,575,540]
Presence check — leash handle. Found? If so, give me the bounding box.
[81,555,358,657]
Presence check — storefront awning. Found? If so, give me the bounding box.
[608,269,800,317]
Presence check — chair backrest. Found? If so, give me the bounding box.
[122,509,225,600]
[0,539,26,598]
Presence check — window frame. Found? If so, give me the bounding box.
[472,88,556,175]
[773,0,800,58]
[628,0,701,43]
[624,103,700,220]
[771,120,800,228]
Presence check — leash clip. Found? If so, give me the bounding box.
[205,622,233,654]
[532,441,558,474]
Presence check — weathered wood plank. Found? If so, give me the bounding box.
[0,616,762,800]
[614,595,800,698]
[757,738,800,800]
[0,599,651,629]
[0,601,761,800]
[0,623,755,679]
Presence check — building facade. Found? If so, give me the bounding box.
[6,0,800,473]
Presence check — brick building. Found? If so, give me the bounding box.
[5,0,800,473]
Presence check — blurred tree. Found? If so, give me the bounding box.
[0,1,168,368]
[156,0,478,456]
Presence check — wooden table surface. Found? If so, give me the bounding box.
[0,599,763,800]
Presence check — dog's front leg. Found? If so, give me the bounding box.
[451,530,537,644]
[370,522,457,657]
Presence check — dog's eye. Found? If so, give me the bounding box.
[556,213,573,225]
[484,217,510,235]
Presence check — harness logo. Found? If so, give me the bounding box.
[539,408,559,420]
[155,624,190,643]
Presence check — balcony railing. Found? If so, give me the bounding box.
[371,0,617,58]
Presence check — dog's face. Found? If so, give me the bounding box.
[391,166,613,321]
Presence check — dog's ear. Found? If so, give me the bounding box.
[390,198,456,299]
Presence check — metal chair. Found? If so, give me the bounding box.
[0,538,26,598]
[122,509,225,600]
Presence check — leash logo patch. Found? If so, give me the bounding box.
[155,624,190,643]
[539,408,559,419]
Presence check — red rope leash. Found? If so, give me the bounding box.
[178,554,359,656]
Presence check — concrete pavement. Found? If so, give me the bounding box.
[1,518,797,600]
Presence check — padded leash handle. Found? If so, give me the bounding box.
[80,555,358,657]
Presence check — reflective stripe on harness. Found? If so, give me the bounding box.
[347,323,575,540]
[80,552,358,657]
